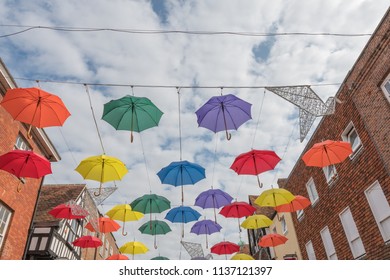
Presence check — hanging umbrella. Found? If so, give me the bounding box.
[165,206,201,237]
[75,154,128,196]
[241,214,273,230]
[106,254,129,260]
[230,253,255,260]
[105,204,144,236]
[190,219,222,248]
[138,220,171,249]
[219,201,256,232]
[0,87,71,138]
[230,150,281,188]
[72,235,102,259]
[102,95,163,143]
[157,160,206,203]
[119,241,149,260]
[210,241,240,259]
[274,195,311,213]
[258,233,288,247]
[195,94,252,140]
[84,217,120,233]
[194,188,233,223]
[302,140,353,167]
[48,202,89,220]
[254,188,295,208]
[151,256,169,260]
[130,194,171,229]
[0,150,52,191]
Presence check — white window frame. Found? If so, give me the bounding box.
[341,122,362,158]
[323,164,338,185]
[339,207,366,259]
[364,180,390,243]
[305,240,316,260]
[296,209,304,221]
[381,73,390,103]
[280,216,288,235]
[306,177,319,206]
[14,134,31,151]
[99,233,105,256]
[320,226,338,260]
[0,202,12,250]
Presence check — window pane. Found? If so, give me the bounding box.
[379,216,390,241]
[340,208,365,258]
[348,130,360,151]
[39,237,48,250]
[385,81,390,94]
[320,227,337,260]
[305,241,316,260]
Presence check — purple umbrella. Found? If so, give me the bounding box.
[190,219,222,248]
[195,94,252,140]
[195,188,233,223]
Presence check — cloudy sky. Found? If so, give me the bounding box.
[1,0,389,260]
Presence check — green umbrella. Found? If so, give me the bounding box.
[102,95,164,142]
[151,256,170,260]
[138,220,172,249]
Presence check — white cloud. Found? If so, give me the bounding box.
[1,0,389,260]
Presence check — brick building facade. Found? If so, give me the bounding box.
[0,59,60,260]
[282,9,390,260]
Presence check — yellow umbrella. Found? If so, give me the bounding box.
[230,253,255,260]
[75,154,128,196]
[254,188,295,207]
[105,204,144,236]
[241,214,273,229]
[119,241,149,260]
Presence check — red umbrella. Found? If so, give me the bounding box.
[274,195,311,213]
[72,235,102,260]
[230,150,281,188]
[302,140,352,167]
[0,87,71,138]
[48,202,89,220]
[106,254,129,260]
[258,233,288,247]
[219,201,256,232]
[210,241,240,259]
[85,217,121,233]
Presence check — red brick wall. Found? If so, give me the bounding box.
[284,10,390,260]
[0,96,46,260]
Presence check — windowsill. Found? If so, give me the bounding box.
[327,174,339,187]
[297,214,304,222]
[311,199,319,207]
[355,253,367,260]
[282,230,288,235]
[349,145,363,161]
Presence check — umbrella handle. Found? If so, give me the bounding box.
[257,175,263,188]
[225,130,232,141]
[122,222,128,236]
[154,235,158,249]
[130,131,134,143]
[94,184,103,197]
[16,181,23,193]
[27,124,33,140]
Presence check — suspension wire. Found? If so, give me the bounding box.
[251,89,266,149]
[210,133,219,189]
[84,84,106,154]
[139,132,153,194]
[57,127,78,166]
[177,87,183,161]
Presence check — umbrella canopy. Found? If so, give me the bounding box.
[48,202,88,220]
[0,87,70,137]
[230,253,255,260]
[102,95,163,143]
[119,241,149,259]
[165,206,201,237]
[210,241,240,259]
[230,150,281,188]
[0,150,52,189]
[194,188,233,222]
[254,188,295,207]
[151,256,169,260]
[190,219,222,248]
[157,160,206,203]
[130,194,171,226]
[241,214,273,230]
[138,220,171,249]
[220,201,256,233]
[72,235,102,248]
[85,217,120,233]
[258,233,288,247]
[274,195,311,213]
[302,140,353,167]
[106,254,129,260]
[105,204,144,236]
[75,154,128,196]
[195,94,252,140]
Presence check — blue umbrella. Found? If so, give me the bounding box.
[165,206,201,237]
[191,219,222,248]
[195,94,252,140]
[157,160,206,203]
[195,188,233,223]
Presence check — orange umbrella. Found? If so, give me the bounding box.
[274,195,311,213]
[0,87,71,137]
[302,140,352,167]
[258,233,288,247]
[106,254,129,260]
[85,217,121,233]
